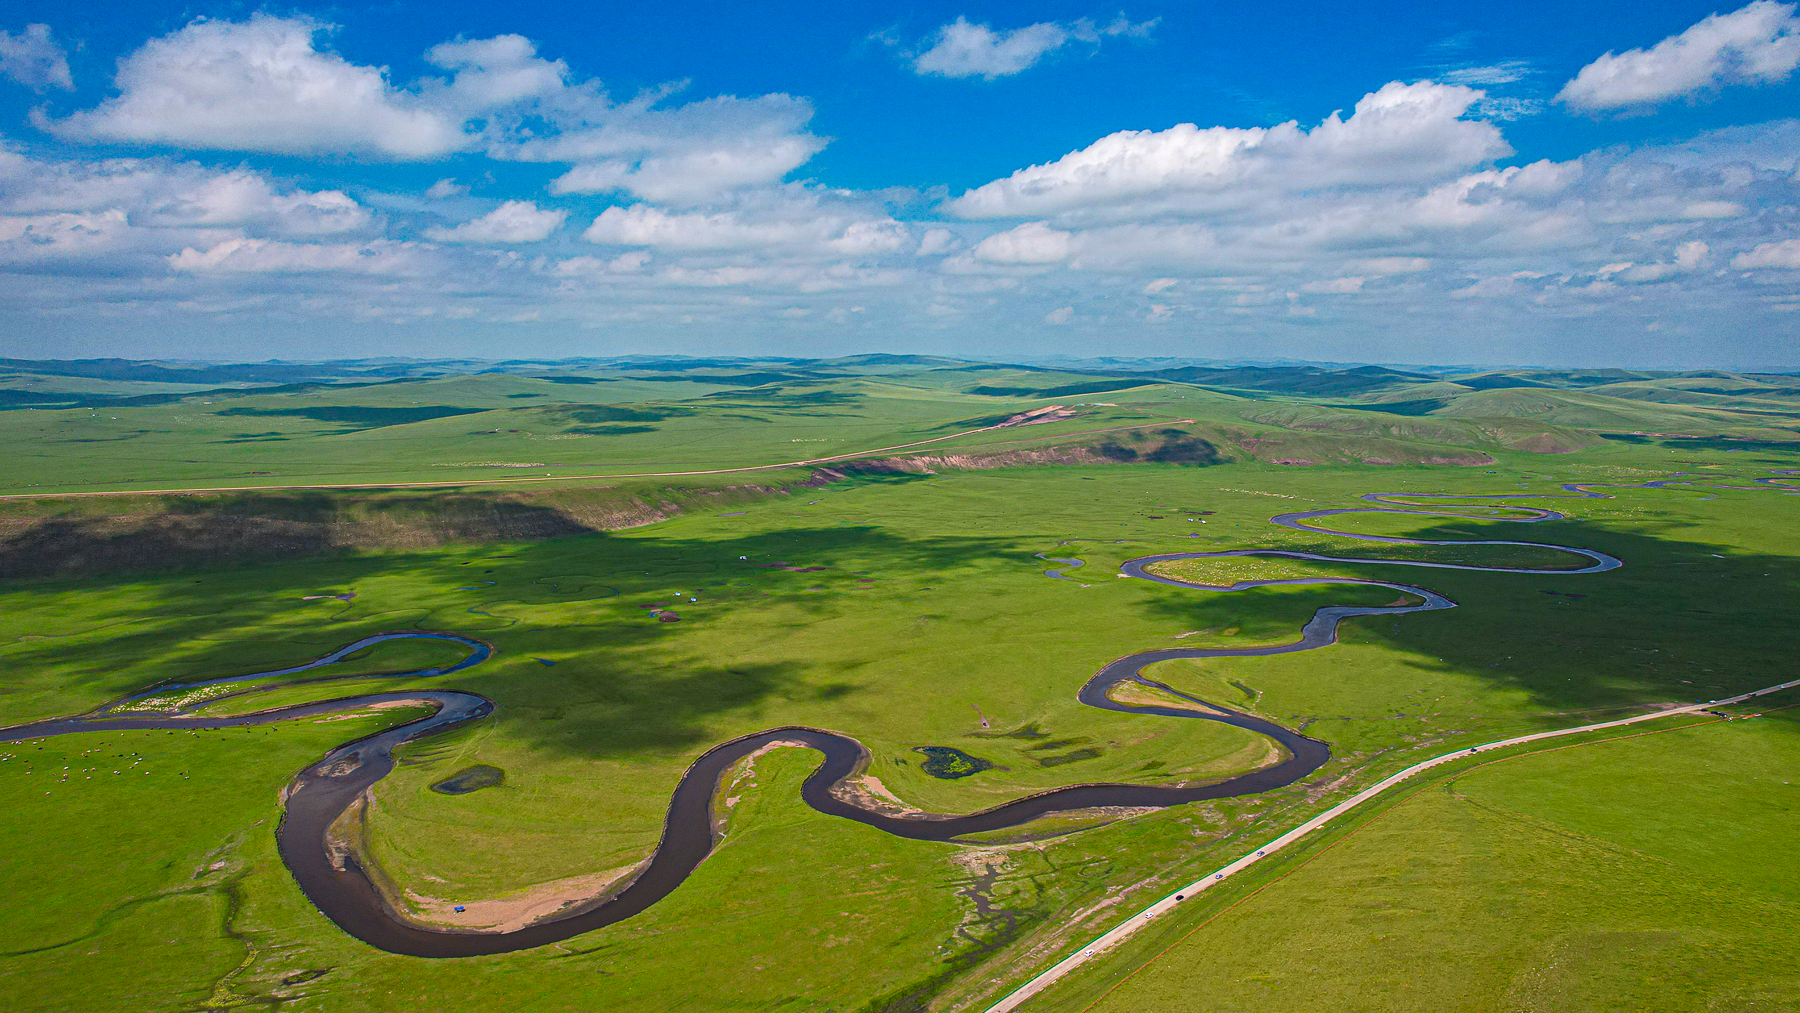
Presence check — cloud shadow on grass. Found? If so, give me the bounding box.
[0,522,1036,758]
[1133,514,1800,717]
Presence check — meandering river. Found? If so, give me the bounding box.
[2,487,1640,956]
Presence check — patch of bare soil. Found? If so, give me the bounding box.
[323,790,372,875]
[996,405,1080,426]
[829,772,936,820]
[840,429,1223,475]
[399,865,644,932]
[324,788,648,933]
[1103,681,1229,716]
[716,738,817,834]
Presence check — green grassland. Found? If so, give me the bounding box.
[0,712,427,1012]
[0,364,1220,495]
[110,635,476,714]
[0,456,1794,1011]
[1146,553,1434,588]
[1,356,1798,1012]
[13,354,1795,499]
[1030,701,1800,1013]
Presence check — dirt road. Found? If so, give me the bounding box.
[981,675,1800,1013]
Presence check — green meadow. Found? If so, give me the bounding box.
[2,356,1798,1011]
[18,353,1792,498]
[1030,701,1800,1013]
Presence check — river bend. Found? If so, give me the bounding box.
[1,486,1639,956]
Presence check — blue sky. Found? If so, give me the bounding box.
[1,1,1798,367]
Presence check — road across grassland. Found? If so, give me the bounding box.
[980,676,1800,1013]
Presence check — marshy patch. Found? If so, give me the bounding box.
[913,746,995,779]
[430,764,506,795]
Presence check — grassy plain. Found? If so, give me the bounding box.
[113,636,476,713]
[0,355,1670,498]
[1142,538,1592,586]
[1031,702,1800,1012]
[0,713,419,1011]
[0,369,1193,495]
[1,358,1798,1012]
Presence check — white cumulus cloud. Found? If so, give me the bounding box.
[906,16,1155,80]
[426,200,566,243]
[587,205,815,250]
[584,201,907,256]
[913,18,1069,79]
[1301,276,1365,293]
[423,34,568,112]
[426,178,469,199]
[1598,242,1712,283]
[551,251,650,276]
[1734,237,1800,268]
[1676,240,1713,268]
[549,135,821,203]
[948,81,1510,219]
[916,227,960,255]
[0,210,132,263]
[45,16,470,157]
[0,23,72,91]
[532,95,825,204]
[0,144,372,237]
[141,174,369,235]
[167,237,436,274]
[1349,257,1434,275]
[1558,1,1800,111]
[40,16,824,204]
[971,221,1076,263]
